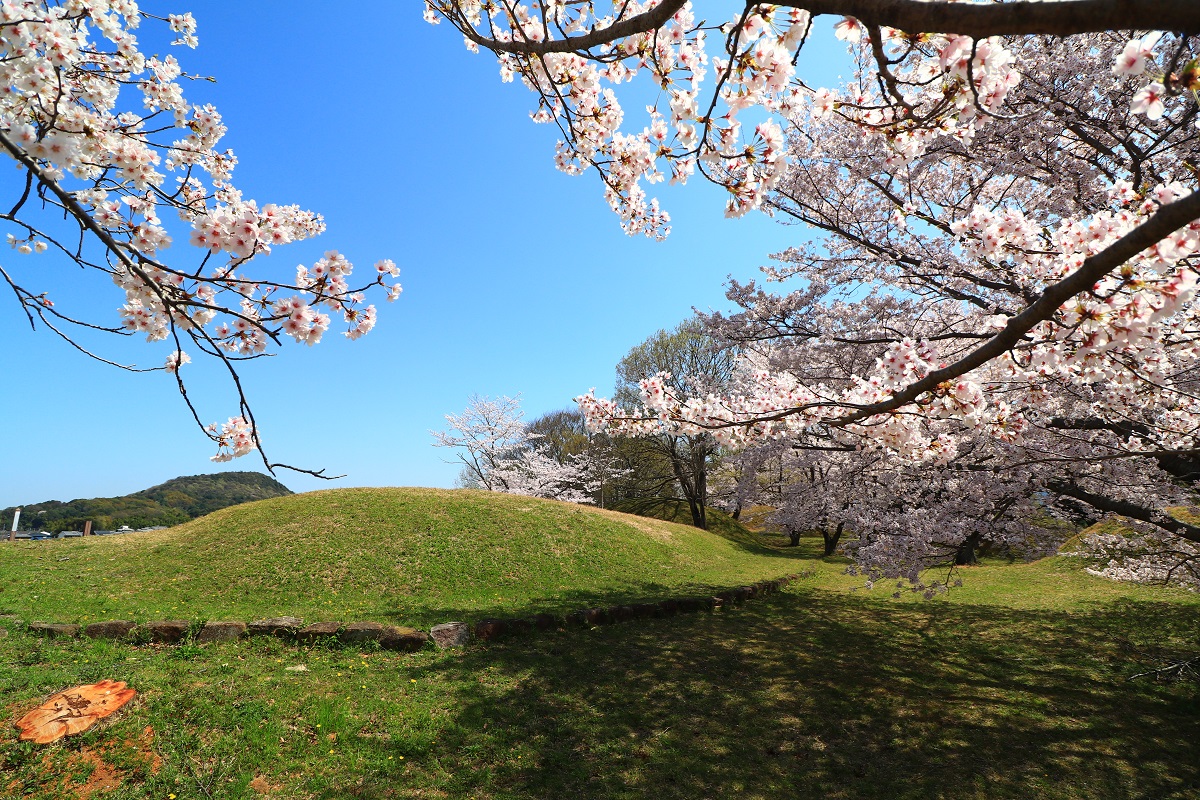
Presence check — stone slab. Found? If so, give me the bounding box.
[139,620,190,644]
[379,625,428,652]
[527,613,559,631]
[473,619,509,641]
[581,607,610,626]
[84,620,135,640]
[296,622,342,644]
[339,621,383,645]
[29,622,79,638]
[247,616,304,637]
[430,621,470,649]
[196,621,247,643]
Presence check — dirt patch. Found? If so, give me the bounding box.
[72,749,123,799]
[249,774,284,794]
[129,725,163,774]
[32,724,162,799]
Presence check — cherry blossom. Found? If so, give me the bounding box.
[1130,82,1166,120]
[428,2,1196,236]
[567,29,1200,587]
[1,2,402,475]
[432,395,613,503]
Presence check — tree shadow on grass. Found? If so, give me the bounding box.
[373,572,819,628]
[391,590,1200,800]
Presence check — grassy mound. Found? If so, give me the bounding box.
[0,488,804,626]
[1058,507,1200,553]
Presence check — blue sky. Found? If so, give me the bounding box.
[1,3,846,506]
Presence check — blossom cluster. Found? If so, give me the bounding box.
[1,2,401,462]
[430,2,1196,238]
[580,171,1200,467]
[1076,526,1200,591]
[572,28,1200,585]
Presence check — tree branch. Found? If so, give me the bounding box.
[1047,479,1200,544]
[443,0,1200,57]
[823,189,1200,424]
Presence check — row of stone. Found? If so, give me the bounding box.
[472,576,797,641]
[26,617,430,651]
[20,575,800,650]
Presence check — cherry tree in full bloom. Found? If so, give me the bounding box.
[429,2,1200,451]
[1,2,401,473]
[440,8,1200,586]
[432,395,616,504]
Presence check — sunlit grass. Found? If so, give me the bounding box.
[1,584,1196,799]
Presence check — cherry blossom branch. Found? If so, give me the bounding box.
[1047,478,1200,544]
[817,189,1200,426]
[440,1,1200,57]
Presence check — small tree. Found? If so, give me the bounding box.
[432,395,530,492]
[432,396,613,504]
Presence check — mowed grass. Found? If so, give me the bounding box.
[0,491,1197,799]
[0,488,804,627]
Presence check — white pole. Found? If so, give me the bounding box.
[9,507,19,542]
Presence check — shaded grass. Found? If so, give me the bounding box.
[0,587,1197,799]
[0,488,806,627]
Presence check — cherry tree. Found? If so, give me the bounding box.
[522,21,1200,553]
[612,319,737,528]
[432,395,614,503]
[425,3,1200,587]
[1,2,401,474]
[428,2,1199,443]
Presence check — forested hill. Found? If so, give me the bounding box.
[1,472,292,533]
[131,472,293,518]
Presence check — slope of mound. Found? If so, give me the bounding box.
[609,497,769,549]
[0,488,804,626]
[1057,507,1199,554]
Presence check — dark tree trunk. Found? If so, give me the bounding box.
[668,435,709,530]
[822,522,844,557]
[731,500,742,521]
[786,527,802,547]
[955,532,982,566]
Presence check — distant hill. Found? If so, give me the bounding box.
[1,472,292,533]
[132,472,295,518]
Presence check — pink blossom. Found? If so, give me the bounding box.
[1130,82,1166,119]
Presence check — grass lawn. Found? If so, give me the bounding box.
[0,490,1197,799]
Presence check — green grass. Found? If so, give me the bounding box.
[0,490,1197,799]
[0,488,804,627]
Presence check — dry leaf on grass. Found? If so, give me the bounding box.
[15,680,136,744]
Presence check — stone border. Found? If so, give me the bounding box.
[6,574,802,651]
